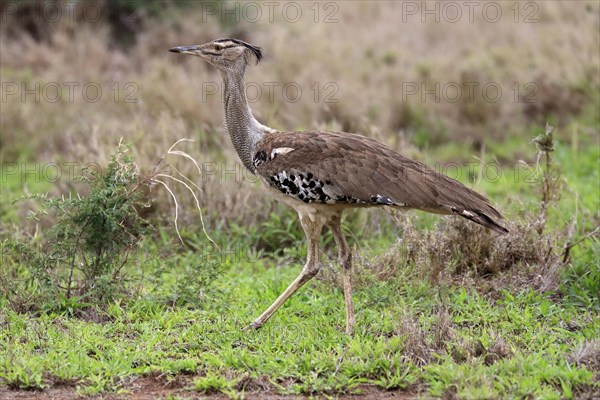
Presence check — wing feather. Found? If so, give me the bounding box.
[253,130,507,233]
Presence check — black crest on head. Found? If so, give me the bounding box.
[215,38,263,63]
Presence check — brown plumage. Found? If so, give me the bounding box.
[254,130,507,235]
[169,38,508,335]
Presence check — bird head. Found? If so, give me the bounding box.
[169,38,262,72]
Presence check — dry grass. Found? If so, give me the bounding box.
[320,212,575,301]
[395,305,511,368]
[1,1,599,229]
[569,340,600,373]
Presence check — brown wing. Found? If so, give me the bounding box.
[253,131,507,234]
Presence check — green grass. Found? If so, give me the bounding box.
[1,257,598,397]
[2,2,599,397]
[1,127,598,399]
[2,129,599,398]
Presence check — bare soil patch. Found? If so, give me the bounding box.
[1,380,419,400]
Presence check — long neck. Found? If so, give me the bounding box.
[221,68,264,172]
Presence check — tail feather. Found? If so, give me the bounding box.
[451,207,509,235]
[415,168,508,235]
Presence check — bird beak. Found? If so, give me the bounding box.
[169,45,202,55]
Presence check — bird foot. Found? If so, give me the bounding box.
[344,323,355,336]
[242,321,262,332]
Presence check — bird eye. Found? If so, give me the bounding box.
[214,43,224,51]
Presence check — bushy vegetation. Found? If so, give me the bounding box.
[0,1,598,399]
[1,140,224,320]
[1,143,152,313]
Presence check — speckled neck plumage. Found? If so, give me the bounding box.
[221,68,265,173]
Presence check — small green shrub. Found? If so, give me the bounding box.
[0,142,153,313]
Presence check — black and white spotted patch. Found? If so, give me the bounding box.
[369,194,407,206]
[253,151,268,168]
[268,171,406,206]
[370,194,395,205]
[269,171,334,203]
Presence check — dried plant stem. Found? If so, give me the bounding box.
[152,179,183,244]
[534,122,556,235]
[155,173,218,250]
[149,138,217,249]
[167,138,203,175]
[562,227,600,264]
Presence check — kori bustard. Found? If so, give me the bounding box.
[170,38,508,335]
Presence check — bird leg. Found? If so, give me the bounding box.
[327,214,355,335]
[244,212,324,331]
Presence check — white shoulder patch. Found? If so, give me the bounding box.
[271,147,295,158]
